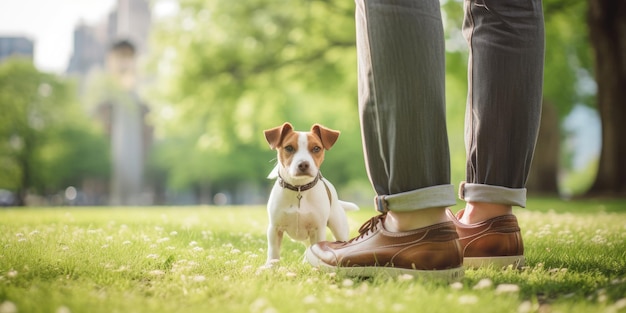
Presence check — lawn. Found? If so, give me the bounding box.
[1,198,625,313]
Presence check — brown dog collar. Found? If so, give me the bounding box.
[277,172,321,192]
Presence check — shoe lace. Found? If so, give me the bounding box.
[348,213,386,243]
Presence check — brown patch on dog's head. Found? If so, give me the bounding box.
[310,124,340,151]
[265,122,299,172]
[264,122,295,150]
[264,123,340,177]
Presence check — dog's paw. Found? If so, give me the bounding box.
[258,259,280,271]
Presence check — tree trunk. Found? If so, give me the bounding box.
[526,100,560,195]
[586,0,626,196]
[15,133,35,206]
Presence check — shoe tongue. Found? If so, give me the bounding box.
[455,209,465,220]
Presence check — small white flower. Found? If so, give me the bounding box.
[7,270,18,278]
[397,274,414,282]
[192,275,206,282]
[0,301,18,313]
[122,241,132,245]
[302,295,317,304]
[517,300,533,313]
[495,284,520,294]
[192,246,204,252]
[285,272,297,278]
[156,237,170,243]
[56,306,71,313]
[391,303,405,312]
[170,231,178,236]
[149,270,165,276]
[450,282,463,290]
[114,266,129,272]
[341,279,354,287]
[614,298,626,310]
[189,241,198,247]
[458,295,479,304]
[473,278,493,290]
[146,254,159,259]
[231,249,241,254]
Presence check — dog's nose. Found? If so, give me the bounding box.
[298,161,310,173]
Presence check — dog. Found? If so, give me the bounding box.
[263,122,358,266]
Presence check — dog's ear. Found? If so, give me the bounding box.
[311,124,340,150]
[264,122,293,149]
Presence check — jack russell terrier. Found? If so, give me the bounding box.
[263,122,358,265]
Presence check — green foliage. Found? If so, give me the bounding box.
[147,0,362,192]
[37,123,111,190]
[0,58,110,199]
[0,200,625,312]
[543,0,593,116]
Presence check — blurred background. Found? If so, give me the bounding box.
[0,0,623,207]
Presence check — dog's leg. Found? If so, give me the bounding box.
[308,227,327,247]
[327,205,350,241]
[266,226,283,265]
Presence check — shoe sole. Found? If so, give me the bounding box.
[305,248,464,282]
[463,255,525,269]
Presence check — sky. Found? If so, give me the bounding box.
[0,0,177,74]
[0,0,117,73]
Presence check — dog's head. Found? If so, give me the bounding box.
[264,122,340,180]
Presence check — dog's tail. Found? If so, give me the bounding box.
[339,200,359,212]
[267,165,279,179]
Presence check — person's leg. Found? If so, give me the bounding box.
[450,0,545,268]
[461,0,545,212]
[306,0,462,280]
[356,0,455,223]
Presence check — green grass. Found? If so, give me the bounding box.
[1,199,625,313]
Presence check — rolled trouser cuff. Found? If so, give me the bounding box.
[375,184,456,213]
[458,182,526,208]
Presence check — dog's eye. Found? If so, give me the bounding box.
[284,145,295,153]
[312,146,321,153]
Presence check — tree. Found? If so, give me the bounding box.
[586,0,626,196]
[147,0,364,202]
[527,0,592,195]
[0,58,110,205]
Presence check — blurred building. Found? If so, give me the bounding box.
[112,0,152,55]
[0,36,34,63]
[105,41,150,205]
[66,23,106,75]
[67,0,151,75]
[67,0,153,205]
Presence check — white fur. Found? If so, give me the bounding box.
[265,131,358,266]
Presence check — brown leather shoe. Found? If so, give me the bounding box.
[446,209,525,269]
[305,214,464,281]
